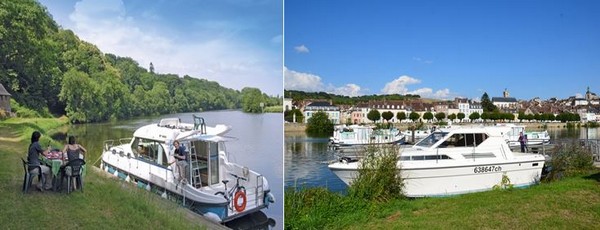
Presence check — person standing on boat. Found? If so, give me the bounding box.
[27,131,53,191]
[172,140,189,183]
[518,132,527,152]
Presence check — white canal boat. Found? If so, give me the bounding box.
[329,125,405,147]
[496,123,551,148]
[328,126,546,197]
[100,116,275,223]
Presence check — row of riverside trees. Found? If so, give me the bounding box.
[364,110,581,123]
[0,0,280,123]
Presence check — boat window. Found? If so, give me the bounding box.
[439,133,488,148]
[415,132,448,148]
[463,152,496,159]
[132,138,165,163]
[400,155,452,161]
[474,133,488,146]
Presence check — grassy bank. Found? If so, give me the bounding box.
[285,170,600,229]
[0,118,217,229]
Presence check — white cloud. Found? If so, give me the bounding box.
[294,44,309,53]
[329,84,363,97]
[575,93,583,98]
[381,75,453,99]
[284,67,367,96]
[381,75,421,94]
[284,67,324,92]
[66,0,281,95]
[271,34,282,44]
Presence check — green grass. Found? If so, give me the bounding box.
[263,105,282,113]
[0,118,211,229]
[285,171,600,229]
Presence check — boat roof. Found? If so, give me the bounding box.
[133,118,231,143]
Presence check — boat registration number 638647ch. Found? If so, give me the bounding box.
[473,166,502,173]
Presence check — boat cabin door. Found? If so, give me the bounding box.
[190,140,220,187]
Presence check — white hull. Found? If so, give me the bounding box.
[329,158,544,197]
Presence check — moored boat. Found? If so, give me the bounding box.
[328,125,546,197]
[100,115,275,223]
[329,125,405,147]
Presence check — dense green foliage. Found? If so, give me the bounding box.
[481,92,497,112]
[457,112,465,121]
[0,0,280,123]
[305,111,334,136]
[434,112,446,121]
[544,141,595,181]
[381,111,394,122]
[422,111,433,121]
[367,109,381,123]
[448,113,457,120]
[284,108,304,123]
[349,145,404,201]
[469,112,480,120]
[285,90,420,105]
[396,111,406,121]
[409,112,420,121]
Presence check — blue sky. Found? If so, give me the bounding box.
[284,0,600,100]
[38,0,283,96]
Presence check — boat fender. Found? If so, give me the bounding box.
[234,190,247,212]
[264,192,275,207]
[203,212,222,223]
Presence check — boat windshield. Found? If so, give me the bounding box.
[415,132,448,148]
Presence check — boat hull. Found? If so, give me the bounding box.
[329,158,544,197]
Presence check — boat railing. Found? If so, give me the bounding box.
[103,138,132,151]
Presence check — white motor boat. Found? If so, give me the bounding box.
[329,125,405,147]
[496,124,550,147]
[101,116,275,223]
[328,126,546,197]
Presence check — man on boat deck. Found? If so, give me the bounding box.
[518,132,527,152]
[172,140,189,183]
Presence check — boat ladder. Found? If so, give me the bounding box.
[188,143,203,188]
[255,174,264,207]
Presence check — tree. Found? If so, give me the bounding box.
[481,92,496,112]
[381,111,394,123]
[284,109,304,123]
[241,87,264,113]
[448,113,457,121]
[409,112,420,122]
[367,109,381,123]
[457,112,465,122]
[469,112,480,121]
[306,111,334,136]
[435,112,446,121]
[396,112,406,121]
[423,112,433,122]
[481,112,489,121]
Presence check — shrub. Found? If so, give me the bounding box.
[349,144,404,201]
[305,111,334,137]
[544,141,594,181]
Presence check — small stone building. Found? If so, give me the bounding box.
[0,83,12,113]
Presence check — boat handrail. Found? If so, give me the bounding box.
[193,115,207,134]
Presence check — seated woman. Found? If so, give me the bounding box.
[61,136,87,190]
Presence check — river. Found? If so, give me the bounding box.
[60,110,283,229]
[284,126,600,193]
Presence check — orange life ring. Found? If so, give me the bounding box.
[233,190,247,212]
